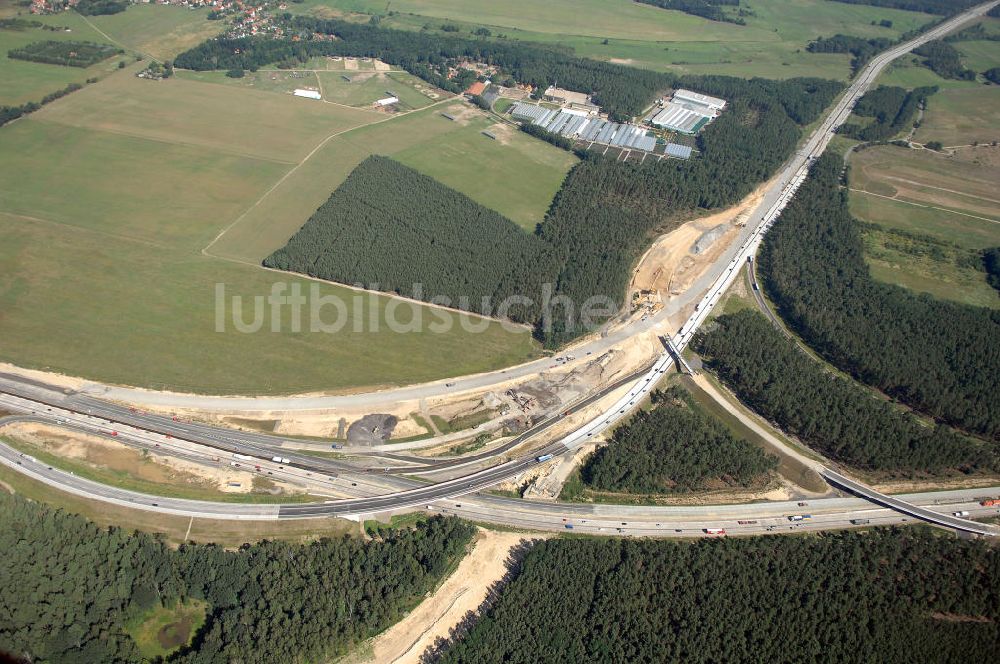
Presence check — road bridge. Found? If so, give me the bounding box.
[822,469,997,537]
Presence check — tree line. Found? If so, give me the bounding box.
[175,17,837,123]
[756,151,1000,440]
[838,84,936,141]
[634,0,744,25]
[0,80,87,129]
[175,17,673,120]
[432,529,1000,663]
[7,40,122,68]
[807,34,893,74]
[0,491,475,663]
[578,386,777,494]
[74,0,129,16]
[913,40,976,80]
[824,0,982,14]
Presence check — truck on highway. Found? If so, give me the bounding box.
[536,454,554,463]
[788,514,811,522]
[952,511,970,517]
[850,519,870,525]
[564,524,574,529]
[704,528,726,535]
[233,453,252,461]
[737,520,758,525]
[980,498,1000,507]
[271,456,291,464]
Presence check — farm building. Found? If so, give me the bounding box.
[650,102,712,134]
[665,143,693,160]
[673,88,726,112]
[542,85,599,112]
[293,89,322,100]
[375,96,399,106]
[509,102,657,152]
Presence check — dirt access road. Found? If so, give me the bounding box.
[360,529,539,664]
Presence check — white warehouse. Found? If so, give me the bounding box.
[672,88,727,112]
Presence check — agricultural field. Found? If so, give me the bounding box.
[182,67,439,110]
[0,11,121,106]
[914,86,1000,147]
[879,17,1000,90]
[32,67,380,162]
[393,113,578,230]
[843,25,1000,309]
[848,143,1000,308]
[315,70,436,109]
[299,0,932,80]
[210,101,576,261]
[0,68,542,394]
[84,3,225,61]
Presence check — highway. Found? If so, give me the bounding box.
[0,1,997,537]
[3,438,999,536]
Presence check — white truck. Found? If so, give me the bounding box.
[271,456,291,464]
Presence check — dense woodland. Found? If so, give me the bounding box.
[254,20,840,345]
[7,40,121,68]
[0,492,474,663]
[985,247,1000,292]
[578,387,777,493]
[176,18,672,119]
[838,84,936,141]
[912,40,976,80]
[825,0,982,14]
[175,18,838,122]
[807,34,893,73]
[693,310,996,474]
[434,530,1000,663]
[757,152,1000,440]
[634,0,744,25]
[73,0,129,15]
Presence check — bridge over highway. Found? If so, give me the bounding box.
[0,2,998,537]
[822,469,998,537]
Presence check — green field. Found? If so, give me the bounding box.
[0,464,356,546]
[210,101,576,261]
[317,69,436,108]
[0,62,553,393]
[393,114,578,230]
[299,0,931,80]
[84,4,225,61]
[848,142,1000,307]
[0,11,121,106]
[862,226,999,309]
[33,66,380,162]
[878,20,1000,91]
[915,86,1000,146]
[127,600,208,660]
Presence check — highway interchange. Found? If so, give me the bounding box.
[1,0,999,539]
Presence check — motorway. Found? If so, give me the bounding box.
[3,439,999,536]
[1,1,998,537]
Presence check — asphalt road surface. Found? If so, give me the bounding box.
[1,1,997,537]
